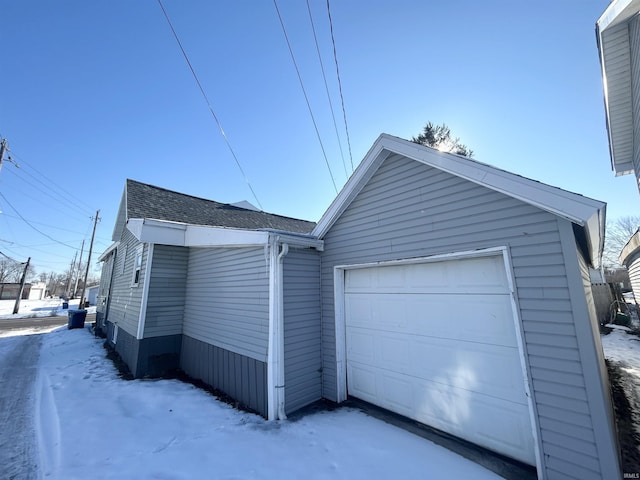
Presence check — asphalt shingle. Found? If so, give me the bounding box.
[125,179,315,234]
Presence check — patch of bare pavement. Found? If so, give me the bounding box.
[0,314,96,333]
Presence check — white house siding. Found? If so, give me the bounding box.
[106,228,148,339]
[182,247,269,362]
[631,16,640,179]
[628,252,640,304]
[143,245,188,338]
[283,248,322,414]
[319,154,605,479]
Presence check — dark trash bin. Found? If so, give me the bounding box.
[68,309,87,329]
[62,302,69,309]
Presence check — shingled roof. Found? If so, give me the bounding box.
[120,179,315,235]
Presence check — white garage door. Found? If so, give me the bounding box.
[344,255,536,465]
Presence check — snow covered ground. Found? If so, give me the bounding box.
[3,301,638,479]
[0,298,97,320]
[0,325,505,480]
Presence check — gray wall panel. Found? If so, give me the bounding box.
[183,247,269,362]
[144,245,188,338]
[180,335,267,416]
[283,248,322,414]
[319,153,603,478]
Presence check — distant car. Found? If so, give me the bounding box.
[59,295,68,301]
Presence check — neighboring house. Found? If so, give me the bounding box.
[99,135,620,479]
[597,0,640,181]
[0,283,31,300]
[619,229,640,303]
[85,284,99,306]
[28,281,46,300]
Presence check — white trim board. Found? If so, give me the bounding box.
[314,134,605,267]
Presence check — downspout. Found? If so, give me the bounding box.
[267,236,289,420]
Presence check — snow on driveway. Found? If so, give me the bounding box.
[0,335,41,480]
[32,327,504,480]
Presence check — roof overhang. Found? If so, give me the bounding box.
[98,241,119,262]
[596,0,640,175]
[619,228,640,266]
[313,134,606,268]
[126,218,324,250]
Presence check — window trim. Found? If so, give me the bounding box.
[131,244,143,287]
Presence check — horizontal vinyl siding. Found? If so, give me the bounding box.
[97,252,115,316]
[144,245,188,338]
[106,228,146,338]
[628,252,640,304]
[320,154,599,478]
[183,247,269,362]
[283,249,322,414]
[180,335,267,416]
[631,16,640,177]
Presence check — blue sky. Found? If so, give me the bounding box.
[1,0,637,276]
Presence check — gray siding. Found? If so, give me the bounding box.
[96,249,115,329]
[283,248,322,414]
[144,245,189,338]
[183,247,269,362]
[319,154,603,479]
[628,252,640,304]
[105,228,148,338]
[631,16,640,179]
[180,335,267,416]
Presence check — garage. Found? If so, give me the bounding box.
[343,253,536,465]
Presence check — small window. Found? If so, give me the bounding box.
[131,245,143,286]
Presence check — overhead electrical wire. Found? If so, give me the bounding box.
[156,0,264,211]
[326,0,354,172]
[5,148,97,215]
[305,0,349,180]
[0,191,80,251]
[273,0,338,194]
[0,250,19,263]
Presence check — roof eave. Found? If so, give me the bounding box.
[314,134,606,266]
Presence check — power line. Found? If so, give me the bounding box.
[156,0,264,211]
[5,147,96,215]
[3,168,94,223]
[0,250,19,263]
[0,212,96,236]
[0,191,79,250]
[305,0,348,180]
[273,0,338,194]
[326,0,354,172]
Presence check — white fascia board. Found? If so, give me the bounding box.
[98,242,119,262]
[185,225,269,247]
[314,135,606,263]
[312,140,391,238]
[260,230,324,250]
[126,218,187,245]
[126,218,270,248]
[597,0,639,31]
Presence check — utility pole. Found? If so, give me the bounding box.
[0,139,7,174]
[79,210,100,309]
[73,239,85,298]
[66,251,78,297]
[13,257,31,314]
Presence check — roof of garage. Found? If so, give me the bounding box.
[313,134,606,267]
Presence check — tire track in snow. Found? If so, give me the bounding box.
[0,335,42,480]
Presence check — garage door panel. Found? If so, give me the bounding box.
[345,292,517,347]
[343,256,536,466]
[348,362,535,465]
[346,256,509,294]
[347,329,526,404]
